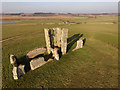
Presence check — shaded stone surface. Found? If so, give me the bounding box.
[30,57,46,70]
[18,65,25,77]
[27,48,47,58]
[12,65,25,80]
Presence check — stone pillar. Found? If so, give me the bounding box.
[56,28,62,47]
[53,28,57,47]
[51,48,59,60]
[78,39,83,48]
[10,55,18,80]
[53,28,61,47]
[10,55,25,80]
[72,39,83,51]
[44,28,51,54]
[10,54,17,66]
[61,28,68,55]
[12,67,18,80]
[44,28,68,59]
[12,65,25,80]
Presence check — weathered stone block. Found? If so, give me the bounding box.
[44,28,52,54]
[12,65,25,80]
[53,28,62,47]
[72,39,83,51]
[10,54,17,67]
[51,48,59,60]
[27,47,46,58]
[56,28,62,47]
[12,67,18,80]
[10,54,14,64]
[61,28,68,55]
[18,65,25,77]
[53,28,58,47]
[30,57,46,70]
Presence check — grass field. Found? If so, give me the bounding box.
[2,15,118,88]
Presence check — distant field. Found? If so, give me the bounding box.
[2,15,118,88]
[2,15,88,20]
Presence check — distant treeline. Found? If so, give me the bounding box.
[2,12,117,16]
[34,12,55,14]
[2,13,24,15]
[2,12,57,16]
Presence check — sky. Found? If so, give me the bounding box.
[1,0,119,2]
[2,1,118,14]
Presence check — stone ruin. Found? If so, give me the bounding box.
[10,55,25,80]
[72,38,83,51]
[10,28,85,80]
[44,28,68,60]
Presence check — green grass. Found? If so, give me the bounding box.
[2,16,118,88]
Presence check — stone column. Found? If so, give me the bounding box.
[53,28,61,47]
[61,28,68,55]
[51,48,59,60]
[10,55,25,80]
[44,28,51,54]
[56,28,62,47]
[10,54,17,67]
[12,67,18,80]
[10,55,18,80]
[78,39,83,48]
[72,39,83,51]
[53,28,57,47]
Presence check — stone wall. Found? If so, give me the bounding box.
[44,28,68,60]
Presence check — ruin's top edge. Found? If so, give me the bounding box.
[44,28,68,30]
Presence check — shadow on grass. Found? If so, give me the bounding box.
[67,33,83,52]
[17,55,31,73]
[83,38,86,46]
[17,53,53,73]
[43,53,53,61]
[67,33,80,43]
[57,47,62,59]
